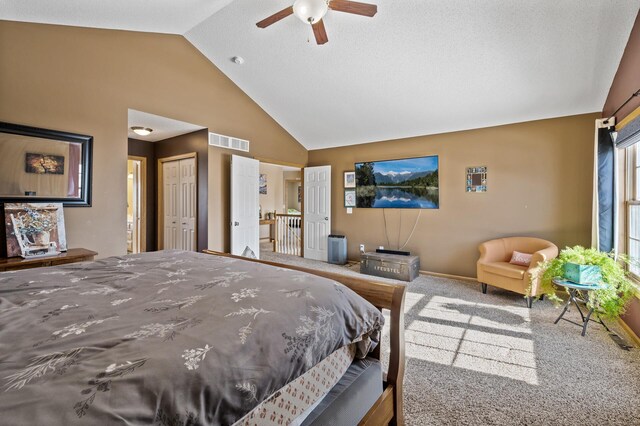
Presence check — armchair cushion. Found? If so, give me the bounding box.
[481,261,527,280]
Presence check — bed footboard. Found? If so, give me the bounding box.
[202,250,406,426]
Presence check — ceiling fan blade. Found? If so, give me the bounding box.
[329,0,377,17]
[256,6,294,28]
[312,20,329,45]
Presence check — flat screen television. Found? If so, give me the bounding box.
[355,155,439,208]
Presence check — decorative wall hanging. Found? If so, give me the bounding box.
[344,171,356,188]
[25,153,65,174]
[344,189,356,207]
[259,174,267,195]
[466,166,487,192]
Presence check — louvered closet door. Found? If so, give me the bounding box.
[163,161,180,249]
[179,158,197,251]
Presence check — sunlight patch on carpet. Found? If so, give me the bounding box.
[406,296,539,385]
[418,296,533,334]
[404,292,426,312]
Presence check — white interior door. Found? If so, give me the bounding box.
[231,155,260,258]
[304,166,331,261]
[179,158,197,251]
[163,160,180,250]
[163,157,197,251]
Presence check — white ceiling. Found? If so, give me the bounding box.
[3,1,640,149]
[0,0,235,34]
[128,109,205,142]
[186,0,640,149]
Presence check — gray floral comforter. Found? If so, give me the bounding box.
[0,250,384,425]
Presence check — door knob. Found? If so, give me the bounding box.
[324,217,329,220]
[234,221,240,226]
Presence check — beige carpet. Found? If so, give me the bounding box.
[259,243,640,425]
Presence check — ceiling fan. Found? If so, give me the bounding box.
[256,0,377,45]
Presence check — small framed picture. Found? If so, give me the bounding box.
[344,171,356,188]
[259,174,267,195]
[344,189,356,207]
[466,166,487,193]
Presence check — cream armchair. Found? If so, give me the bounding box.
[477,237,558,308]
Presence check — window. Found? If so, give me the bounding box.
[626,144,640,277]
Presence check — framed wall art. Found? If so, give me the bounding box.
[25,153,65,175]
[259,174,267,195]
[344,171,356,188]
[344,189,356,207]
[466,166,487,192]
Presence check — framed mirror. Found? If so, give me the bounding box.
[0,122,92,206]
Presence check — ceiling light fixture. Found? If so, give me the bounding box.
[131,126,153,136]
[232,56,245,65]
[293,0,328,24]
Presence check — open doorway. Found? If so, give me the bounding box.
[127,108,207,252]
[257,162,302,256]
[127,156,146,254]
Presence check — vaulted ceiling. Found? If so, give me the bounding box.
[2,1,639,149]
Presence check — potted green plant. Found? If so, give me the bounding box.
[532,245,637,319]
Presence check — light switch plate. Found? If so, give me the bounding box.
[347,207,353,214]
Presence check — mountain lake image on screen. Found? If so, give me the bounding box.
[355,155,439,208]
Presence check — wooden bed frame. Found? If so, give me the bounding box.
[203,250,406,426]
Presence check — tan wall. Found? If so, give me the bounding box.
[308,113,598,277]
[0,135,70,197]
[259,163,285,214]
[284,170,302,212]
[285,181,302,211]
[0,20,307,258]
[259,163,285,239]
[284,170,302,181]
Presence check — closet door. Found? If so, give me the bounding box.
[179,158,197,251]
[163,161,180,249]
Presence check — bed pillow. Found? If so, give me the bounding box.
[509,251,532,267]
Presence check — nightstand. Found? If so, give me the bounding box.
[0,248,97,272]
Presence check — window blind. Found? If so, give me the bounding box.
[616,115,640,149]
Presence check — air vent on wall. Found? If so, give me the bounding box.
[208,132,250,152]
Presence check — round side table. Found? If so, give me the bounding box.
[552,278,610,337]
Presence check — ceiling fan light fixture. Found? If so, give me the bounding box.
[131,126,153,136]
[293,0,328,24]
